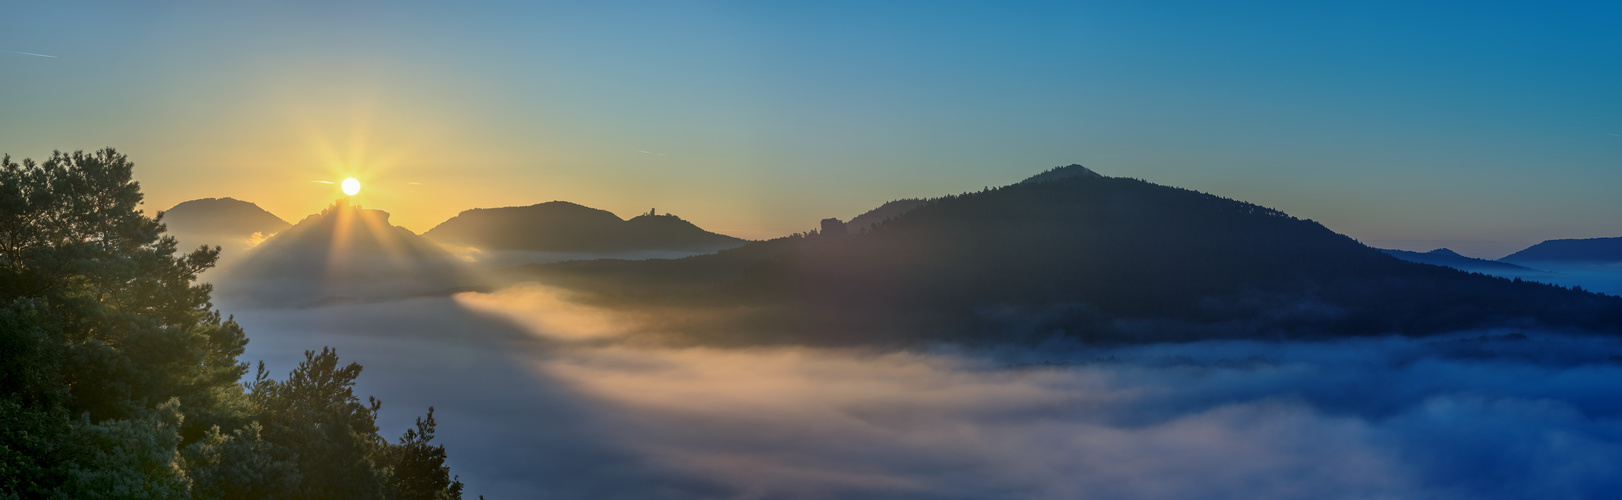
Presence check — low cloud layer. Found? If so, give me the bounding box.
[225,285,1622,499]
[528,338,1622,499]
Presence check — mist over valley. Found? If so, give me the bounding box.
[7,3,1619,497]
[184,165,1622,498]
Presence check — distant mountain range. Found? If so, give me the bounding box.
[1502,237,1622,265]
[180,171,1622,323]
[423,202,747,253]
[161,197,290,250]
[162,195,750,270]
[521,166,1622,345]
[1379,248,1546,274]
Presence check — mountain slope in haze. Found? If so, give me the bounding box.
[1381,248,1547,274]
[423,201,747,253]
[523,169,1622,345]
[1501,237,1622,265]
[218,199,476,306]
[161,197,290,250]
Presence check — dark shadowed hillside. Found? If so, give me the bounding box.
[837,164,1102,236]
[841,165,1107,235]
[220,199,476,305]
[521,171,1622,345]
[423,201,747,253]
[161,197,290,249]
[1501,237,1622,265]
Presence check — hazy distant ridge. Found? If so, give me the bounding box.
[1380,248,1545,273]
[1501,237,1622,264]
[161,197,290,246]
[423,201,747,253]
[220,200,475,305]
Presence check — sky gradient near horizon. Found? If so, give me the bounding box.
[3,1,1619,258]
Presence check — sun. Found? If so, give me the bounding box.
[342,178,361,196]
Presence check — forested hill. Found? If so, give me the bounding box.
[423,201,747,253]
[847,199,926,233]
[524,172,1622,345]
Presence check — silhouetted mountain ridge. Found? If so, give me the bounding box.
[161,197,290,248]
[1020,164,1104,184]
[847,199,928,233]
[522,169,1622,345]
[424,201,747,253]
[219,199,475,305]
[838,162,1103,235]
[1380,248,1545,274]
[1502,237,1622,265]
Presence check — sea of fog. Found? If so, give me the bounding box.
[216,277,1622,500]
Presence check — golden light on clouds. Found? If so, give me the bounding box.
[453,285,635,341]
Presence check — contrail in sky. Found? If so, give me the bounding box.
[4,50,57,58]
[312,180,334,184]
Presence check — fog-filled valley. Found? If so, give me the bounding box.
[194,166,1622,498]
[8,152,1622,499]
[9,3,1621,498]
[224,283,1622,499]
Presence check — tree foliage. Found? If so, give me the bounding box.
[0,149,462,498]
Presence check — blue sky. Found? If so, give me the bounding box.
[2,0,1618,256]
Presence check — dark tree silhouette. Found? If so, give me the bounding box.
[0,149,464,498]
[387,407,465,500]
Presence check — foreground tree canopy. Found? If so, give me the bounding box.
[0,149,463,499]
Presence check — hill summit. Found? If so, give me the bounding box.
[1020,164,1104,184]
[217,199,474,306]
[161,197,289,250]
